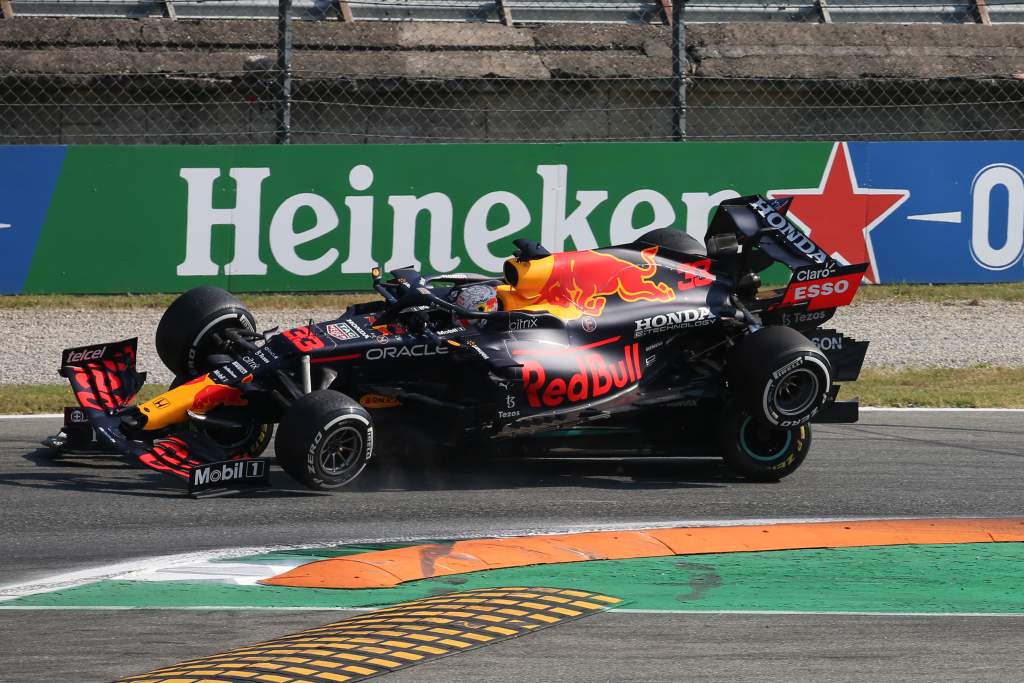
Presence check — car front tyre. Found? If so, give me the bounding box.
[275,390,373,490]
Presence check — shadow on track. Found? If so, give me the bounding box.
[349,454,734,493]
[8,447,736,498]
[5,448,323,499]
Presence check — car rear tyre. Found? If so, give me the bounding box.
[156,286,257,378]
[274,390,373,490]
[727,326,832,428]
[718,400,811,481]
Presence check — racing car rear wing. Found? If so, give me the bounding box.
[707,194,868,312]
[707,195,841,272]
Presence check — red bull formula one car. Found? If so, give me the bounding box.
[45,195,868,496]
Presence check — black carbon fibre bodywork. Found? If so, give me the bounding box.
[49,195,870,492]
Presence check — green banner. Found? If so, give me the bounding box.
[23,142,832,293]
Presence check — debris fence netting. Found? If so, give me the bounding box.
[2,1,1024,144]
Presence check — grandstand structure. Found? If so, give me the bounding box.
[3,1,1023,24]
[1,1,1023,143]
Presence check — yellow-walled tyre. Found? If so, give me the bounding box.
[718,400,811,481]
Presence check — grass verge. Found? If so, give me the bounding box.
[845,367,1024,408]
[2,367,1021,414]
[0,293,375,310]
[1,283,1023,309]
[0,385,169,415]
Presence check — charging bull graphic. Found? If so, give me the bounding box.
[505,246,676,320]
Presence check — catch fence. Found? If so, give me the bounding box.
[2,0,1023,144]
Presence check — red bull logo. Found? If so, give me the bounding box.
[500,247,676,320]
[539,247,675,318]
[522,343,643,408]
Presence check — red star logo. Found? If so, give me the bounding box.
[769,142,908,283]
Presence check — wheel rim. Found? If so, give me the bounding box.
[739,417,793,462]
[774,367,820,417]
[319,425,365,476]
[201,421,258,452]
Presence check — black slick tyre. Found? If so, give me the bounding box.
[274,390,373,490]
[191,407,273,460]
[726,326,832,428]
[718,400,811,481]
[156,286,257,378]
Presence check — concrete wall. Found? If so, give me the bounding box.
[3,18,1024,143]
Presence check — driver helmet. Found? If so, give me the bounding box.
[454,284,499,327]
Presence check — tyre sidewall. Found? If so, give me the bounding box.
[756,352,831,428]
[719,404,811,481]
[305,413,373,489]
[182,307,256,377]
[727,326,832,429]
[156,287,256,378]
[275,390,374,491]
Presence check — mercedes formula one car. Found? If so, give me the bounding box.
[45,195,868,496]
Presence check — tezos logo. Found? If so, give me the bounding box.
[782,310,828,325]
[634,307,713,338]
[581,316,598,333]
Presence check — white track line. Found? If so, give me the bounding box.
[0,413,63,419]
[611,609,1024,617]
[0,606,1020,618]
[860,407,1024,413]
[0,610,374,614]
[0,516,1003,602]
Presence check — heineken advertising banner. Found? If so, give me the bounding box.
[1,141,1023,294]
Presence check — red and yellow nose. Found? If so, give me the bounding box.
[135,375,248,431]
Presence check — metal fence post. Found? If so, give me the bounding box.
[276,0,292,144]
[671,0,687,141]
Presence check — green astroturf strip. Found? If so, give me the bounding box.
[8,543,1024,613]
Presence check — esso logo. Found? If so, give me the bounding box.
[970,164,1024,271]
[793,279,849,300]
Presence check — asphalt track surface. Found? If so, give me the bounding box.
[2,411,1024,682]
